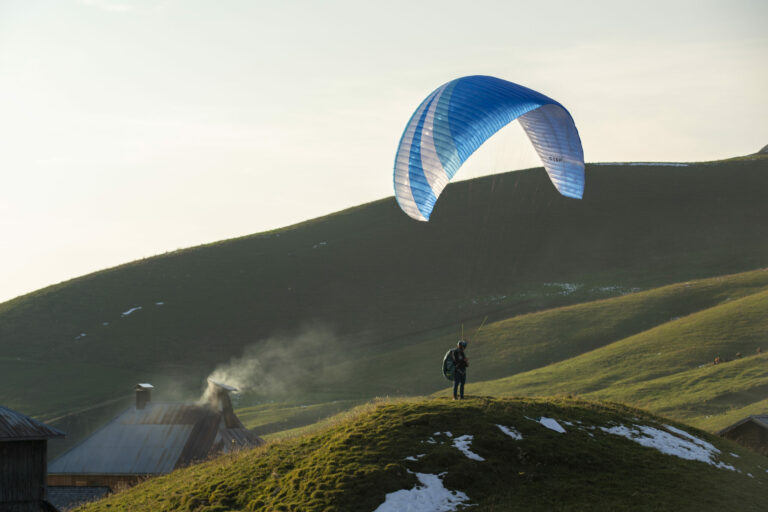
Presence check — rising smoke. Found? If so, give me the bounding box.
[203,325,351,400]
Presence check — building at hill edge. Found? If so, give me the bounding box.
[47,380,263,509]
[1,404,65,512]
[717,415,768,456]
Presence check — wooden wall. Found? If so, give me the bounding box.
[0,440,47,507]
[48,473,144,491]
[723,422,768,456]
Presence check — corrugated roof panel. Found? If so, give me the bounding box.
[48,401,263,476]
[220,427,263,451]
[48,403,214,474]
[126,403,205,426]
[49,422,193,474]
[0,405,65,440]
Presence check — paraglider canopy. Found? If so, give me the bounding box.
[393,75,585,221]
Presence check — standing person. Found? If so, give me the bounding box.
[452,340,469,400]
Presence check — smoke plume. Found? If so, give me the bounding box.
[203,325,349,400]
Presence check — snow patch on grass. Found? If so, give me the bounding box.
[496,424,523,440]
[601,424,735,471]
[121,306,142,316]
[452,435,485,461]
[544,282,582,295]
[373,472,470,512]
[539,417,566,433]
[591,285,642,295]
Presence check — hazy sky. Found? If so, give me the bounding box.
[1,0,766,303]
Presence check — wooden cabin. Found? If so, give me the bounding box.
[47,380,262,506]
[0,405,64,512]
[717,415,768,456]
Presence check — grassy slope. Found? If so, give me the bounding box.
[2,158,767,412]
[0,156,766,456]
[456,272,768,431]
[410,268,768,385]
[76,397,768,512]
[164,267,768,440]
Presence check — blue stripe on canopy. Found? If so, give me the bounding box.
[408,93,439,219]
[393,75,585,221]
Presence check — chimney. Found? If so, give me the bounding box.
[205,379,237,413]
[135,383,154,410]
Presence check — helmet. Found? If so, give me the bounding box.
[458,340,468,349]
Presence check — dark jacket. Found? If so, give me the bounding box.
[451,348,468,372]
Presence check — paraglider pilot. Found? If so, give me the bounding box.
[452,340,469,400]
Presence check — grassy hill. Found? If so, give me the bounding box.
[1,155,767,454]
[245,267,768,436]
[446,269,768,431]
[74,397,768,512]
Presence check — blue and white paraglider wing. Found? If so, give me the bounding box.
[393,75,584,221]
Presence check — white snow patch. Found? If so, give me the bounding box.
[594,285,622,293]
[747,473,753,478]
[730,452,740,458]
[496,424,523,440]
[452,435,485,461]
[121,306,142,316]
[74,333,87,340]
[601,424,735,471]
[544,282,582,295]
[404,454,425,462]
[373,472,470,512]
[539,417,566,433]
[592,285,641,295]
[425,437,437,444]
[433,431,453,438]
[155,301,165,306]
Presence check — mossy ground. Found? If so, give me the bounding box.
[76,397,767,512]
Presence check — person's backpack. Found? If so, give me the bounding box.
[442,349,455,381]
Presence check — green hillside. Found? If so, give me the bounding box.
[1,156,767,453]
[454,270,768,431]
[75,397,768,512]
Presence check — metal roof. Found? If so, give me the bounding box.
[717,414,768,435]
[0,405,65,441]
[49,401,261,475]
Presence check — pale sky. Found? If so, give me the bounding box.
[1,0,766,303]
